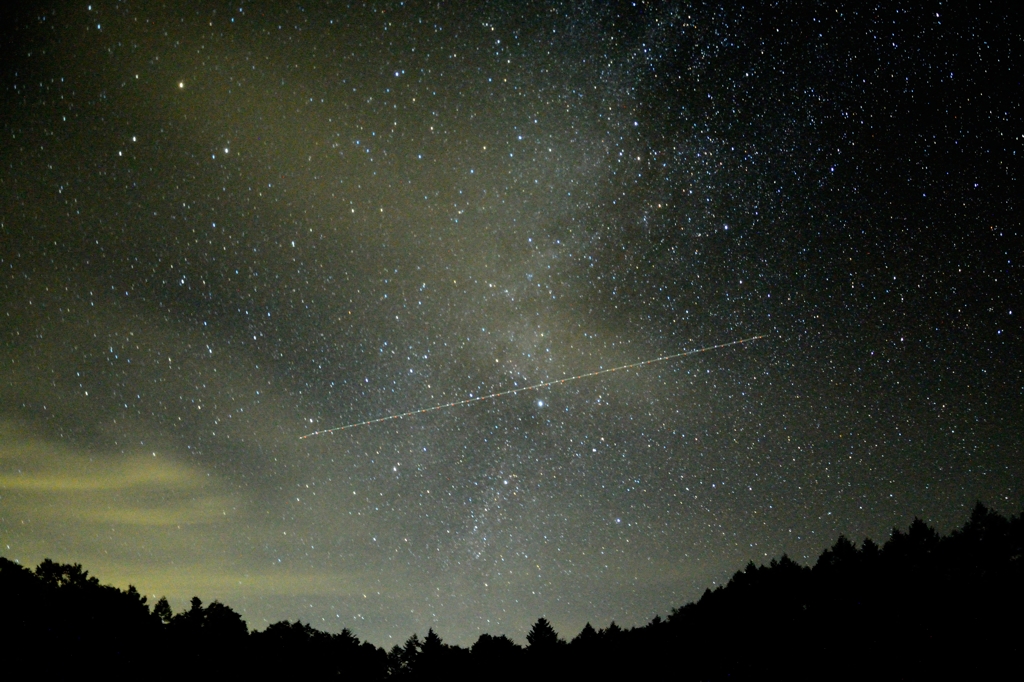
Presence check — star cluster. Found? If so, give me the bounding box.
[1,1,1020,645]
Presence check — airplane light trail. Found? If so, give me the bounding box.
[300,335,767,438]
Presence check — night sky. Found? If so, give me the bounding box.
[2,1,1020,646]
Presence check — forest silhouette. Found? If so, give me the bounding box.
[3,502,1021,680]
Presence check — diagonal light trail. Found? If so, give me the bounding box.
[300,335,767,438]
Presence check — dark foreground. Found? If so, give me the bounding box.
[3,503,1022,680]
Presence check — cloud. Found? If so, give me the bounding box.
[113,565,371,599]
[76,495,240,526]
[0,452,198,493]
[0,422,234,527]
[0,423,380,620]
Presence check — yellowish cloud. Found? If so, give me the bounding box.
[110,565,371,599]
[0,422,235,527]
[0,423,382,621]
[0,454,198,492]
[75,495,239,526]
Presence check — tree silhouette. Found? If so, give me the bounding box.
[526,617,561,650]
[387,632,423,678]
[3,503,1023,679]
[526,617,566,677]
[153,596,173,624]
[471,631,524,680]
[35,559,99,589]
[570,621,598,647]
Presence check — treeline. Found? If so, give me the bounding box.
[2,503,1022,680]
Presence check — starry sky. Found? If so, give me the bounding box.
[1,0,1020,646]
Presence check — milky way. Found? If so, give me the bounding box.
[1,1,1020,646]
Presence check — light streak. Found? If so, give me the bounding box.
[300,335,767,438]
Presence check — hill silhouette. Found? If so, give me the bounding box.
[2,502,1021,680]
